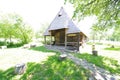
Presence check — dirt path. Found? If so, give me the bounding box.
[0,48,55,70]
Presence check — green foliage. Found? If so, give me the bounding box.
[30,46,57,53]
[0,41,6,46]
[7,42,24,48]
[35,23,49,39]
[0,46,90,80]
[65,0,120,41]
[110,26,120,41]
[74,53,120,74]
[0,41,23,48]
[0,67,15,80]
[104,47,120,51]
[87,42,103,45]
[0,13,33,44]
[65,0,120,23]
[18,25,33,44]
[20,55,90,80]
[91,24,109,40]
[35,23,49,45]
[41,36,52,45]
[41,39,51,45]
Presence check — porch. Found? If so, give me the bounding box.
[44,28,84,51]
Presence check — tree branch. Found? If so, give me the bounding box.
[85,0,96,6]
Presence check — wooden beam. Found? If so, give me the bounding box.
[50,31,52,47]
[77,33,80,51]
[66,42,77,43]
[65,29,67,48]
[44,36,46,45]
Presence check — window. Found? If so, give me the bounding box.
[58,14,62,17]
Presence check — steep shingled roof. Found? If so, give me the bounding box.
[44,7,85,36]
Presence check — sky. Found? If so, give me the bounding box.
[0,0,96,35]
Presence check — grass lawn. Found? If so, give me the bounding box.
[0,46,90,80]
[104,47,120,51]
[0,47,55,70]
[20,55,90,80]
[74,53,120,74]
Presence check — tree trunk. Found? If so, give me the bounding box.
[4,38,7,46]
[9,35,12,43]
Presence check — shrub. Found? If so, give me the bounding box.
[7,42,24,48]
[0,41,5,46]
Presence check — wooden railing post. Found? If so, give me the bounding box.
[44,36,46,45]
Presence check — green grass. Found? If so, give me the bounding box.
[104,47,120,51]
[0,41,5,46]
[30,46,57,53]
[20,55,90,80]
[0,55,90,80]
[0,67,15,80]
[87,42,103,45]
[74,53,120,74]
[0,46,90,80]
[0,41,24,48]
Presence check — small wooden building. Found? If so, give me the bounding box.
[44,7,87,51]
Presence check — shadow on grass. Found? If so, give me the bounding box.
[0,55,90,80]
[29,46,58,53]
[0,46,91,80]
[74,53,120,74]
[0,67,16,80]
[104,47,120,51]
[20,55,90,80]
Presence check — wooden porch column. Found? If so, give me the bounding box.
[44,36,46,45]
[50,31,52,47]
[77,33,80,51]
[65,29,67,48]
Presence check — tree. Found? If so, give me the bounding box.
[13,14,33,44]
[110,26,120,41]
[18,24,33,44]
[91,23,109,41]
[0,14,15,44]
[65,0,120,24]
[0,13,33,45]
[65,0,120,41]
[35,23,49,38]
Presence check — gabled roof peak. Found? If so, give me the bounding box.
[58,7,67,16]
[44,7,83,35]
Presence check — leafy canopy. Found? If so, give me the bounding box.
[65,0,120,40]
[0,13,33,44]
[65,0,120,23]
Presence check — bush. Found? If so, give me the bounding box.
[0,41,5,46]
[41,40,51,45]
[7,42,24,48]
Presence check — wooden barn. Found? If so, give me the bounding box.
[44,7,88,51]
